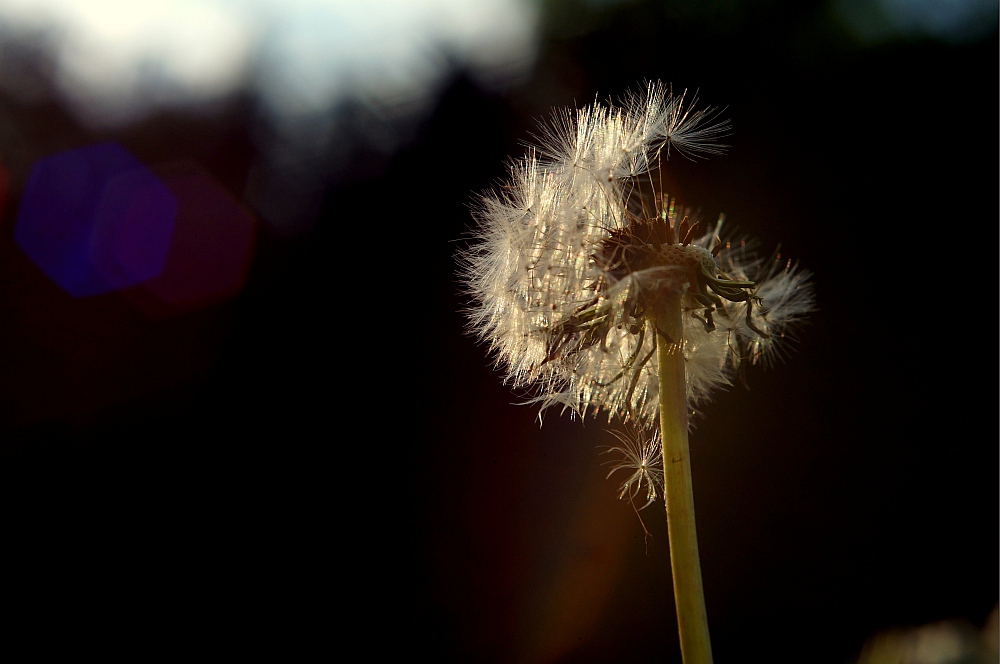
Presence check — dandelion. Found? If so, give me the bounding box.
[458,82,813,664]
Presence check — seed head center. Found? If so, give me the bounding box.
[657,243,716,275]
[595,215,718,283]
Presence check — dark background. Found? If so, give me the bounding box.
[0,1,996,660]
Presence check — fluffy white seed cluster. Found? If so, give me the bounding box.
[460,82,813,429]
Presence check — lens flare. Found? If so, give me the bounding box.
[123,161,256,317]
[15,142,177,297]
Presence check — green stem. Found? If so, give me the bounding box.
[655,303,714,664]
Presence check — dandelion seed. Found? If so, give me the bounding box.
[603,424,664,553]
[603,425,663,510]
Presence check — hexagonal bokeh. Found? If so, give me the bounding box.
[15,142,177,297]
[124,161,257,317]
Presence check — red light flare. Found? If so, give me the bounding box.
[123,161,256,317]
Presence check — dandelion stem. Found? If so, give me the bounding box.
[655,301,714,664]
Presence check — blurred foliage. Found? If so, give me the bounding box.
[541,0,748,39]
[856,613,998,664]
[538,0,996,48]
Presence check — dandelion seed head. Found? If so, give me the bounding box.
[458,81,814,430]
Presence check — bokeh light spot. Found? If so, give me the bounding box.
[123,161,256,317]
[15,142,177,297]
